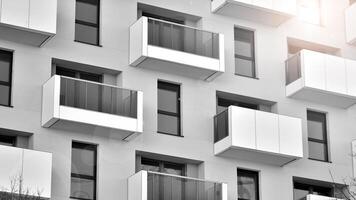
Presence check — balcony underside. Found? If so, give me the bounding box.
[212,1,293,26]
[0,24,53,46]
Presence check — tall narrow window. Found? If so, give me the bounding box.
[234,27,256,78]
[237,169,259,200]
[71,142,97,200]
[75,0,100,46]
[0,50,13,107]
[307,110,329,162]
[157,81,181,136]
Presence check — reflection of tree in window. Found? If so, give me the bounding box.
[237,169,259,200]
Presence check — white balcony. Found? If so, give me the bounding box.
[0,145,52,199]
[214,106,303,166]
[285,50,356,108]
[128,171,227,200]
[345,3,356,45]
[129,17,225,81]
[211,0,296,26]
[41,75,143,140]
[306,194,343,200]
[0,0,57,46]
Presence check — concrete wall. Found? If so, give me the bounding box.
[0,0,355,200]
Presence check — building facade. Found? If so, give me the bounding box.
[0,0,356,200]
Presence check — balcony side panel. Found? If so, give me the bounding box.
[136,91,143,133]
[0,146,23,193]
[128,171,147,200]
[352,140,356,178]
[22,149,52,199]
[130,17,147,66]
[345,3,356,45]
[41,76,60,127]
[29,0,57,34]
[346,59,356,97]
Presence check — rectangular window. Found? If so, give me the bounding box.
[0,50,13,107]
[237,169,259,200]
[234,27,256,78]
[307,110,329,162]
[71,142,97,200]
[0,135,16,146]
[157,81,181,136]
[139,157,185,176]
[75,0,100,46]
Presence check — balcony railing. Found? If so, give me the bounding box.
[147,18,220,59]
[306,194,343,200]
[60,76,138,118]
[214,109,229,143]
[285,50,356,108]
[128,171,227,200]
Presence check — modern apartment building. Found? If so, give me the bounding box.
[0,0,356,200]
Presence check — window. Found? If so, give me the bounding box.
[237,169,259,200]
[217,97,258,114]
[0,50,13,107]
[75,0,100,46]
[139,157,185,176]
[234,27,256,78]
[157,81,181,136]
[56,67,102,83]
[71,142,97,200]
[0,135,16,146]
[307,111,329,162]
[298,0,321,25]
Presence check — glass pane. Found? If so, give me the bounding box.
[0,85,10,106]
[158,88,177,113]
[235,40,252,57]
[158,113,179,135]
[308,141,327,161]
[286,54,301,85]
[71,147,95,176]
[235,58,255,77]
[76,1,98,24]
[238,175,257,200]
[294,188,309,200]
[0,60,10,82]
[214,110,228,143]
[75,23,98,45]
[86,83,101,112]
[307,112,326,140]
[70,177,95,200]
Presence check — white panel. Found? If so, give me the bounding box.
[29,0,57,33]
[345,3,356,44]
[130,17,146,66]
[252,0,273,9]
[303,50,326,90]
[136,91,144,133]
[325,55,347,94]
[41,76,60,127]
[279,115,303,157]
[346,59,356,97]
[1,0,30,28]
[230,106,256,149]
[255,111,279,153]
[273,0,296,15]
[234,0,253,5]
[22,149,52,198]
[128,171,145,200]
[307,194,343,200]
[0,146,23,193]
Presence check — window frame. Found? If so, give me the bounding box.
[0,49,13,107]
[75,0,101,46]
[237,168,260,200]
[157,81,182,137]
[234,26,257,79]
[307,110,329,162]
[70,141,97,200]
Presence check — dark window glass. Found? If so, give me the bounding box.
[71,142,97,200]
[75,0,100,45]
[0,135,16,146]
[140,157,185,176]
[234,27,256,78]
[157,81,181,136]
[307,111,329,162]
[293,179,334,200]
[237,169,259,200]
[217,97,258,114]
[0,50,13,107]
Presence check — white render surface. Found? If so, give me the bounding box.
[346,3,356,45]
[0,0,355,200]
[306,194,343,200]
[214,106,303,166]
[0,145,52,199]
[0,0,57,46]
[286,50,356,108]
[129,17,225,81]
[41,75,143,138]
[211,0,296,26]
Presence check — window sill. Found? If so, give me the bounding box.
[308,158,332,163]
[235,73,259,80]
[157,131,184,138]
[74,40,102,47]
[0,104,13,108]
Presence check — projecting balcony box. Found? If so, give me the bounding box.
[306,194,343,200]
[0,0,57,46]
[211,0,296,26]
[128,170,227,200]
[41,75,143,140]
[0,145,52,199]
[345,3,356,45]
[129,17,225,81]
[214,106,303,166]
[285,50,356,108]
